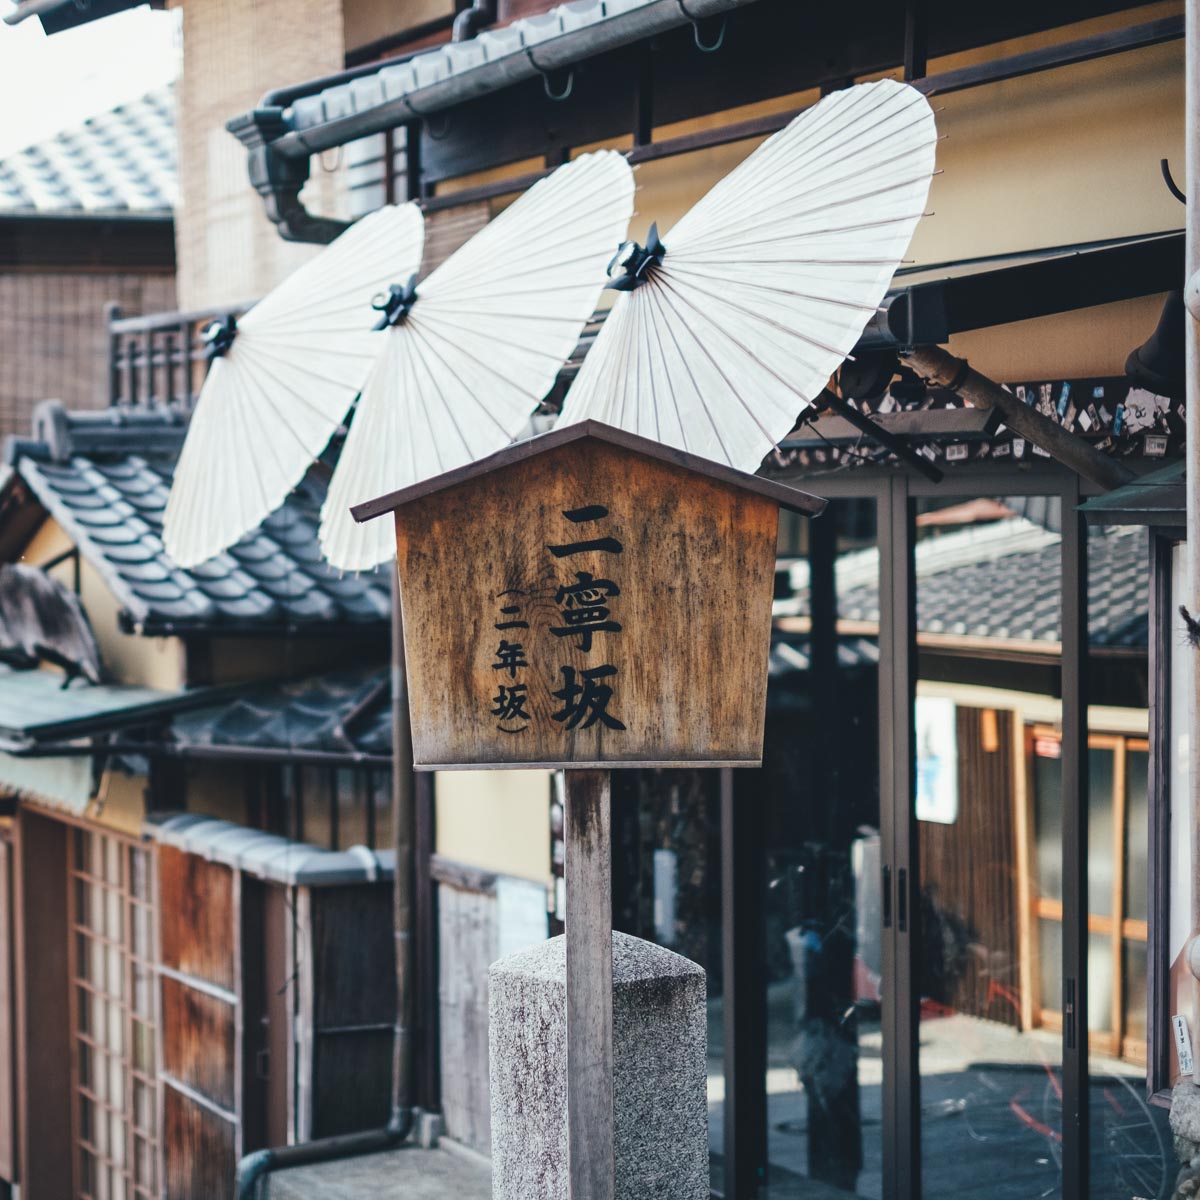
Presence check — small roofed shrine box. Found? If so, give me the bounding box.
[351,421,824,770]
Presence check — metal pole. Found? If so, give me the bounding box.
[564,768,615,1200]
[720,766,766,1197]
[1060,476,1089,1197]
[390,569,416,1135]
[1184,0,1200,1074]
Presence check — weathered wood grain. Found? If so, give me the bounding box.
[161,975,237,1111]
[565,769,614,1200]
[158,845,236,990]
[392,436,780,769]
[163,1084,237,1200]
[437,881,497,1153]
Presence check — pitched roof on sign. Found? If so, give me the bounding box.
[3,404,390,635]
[779,516,1148,651]
[1079,460,1185,527]
[0,87,176,217]
[351,419,826,522]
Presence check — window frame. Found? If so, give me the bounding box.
[1145,529,1179,1103]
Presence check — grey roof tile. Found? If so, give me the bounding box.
[172,665,393,758]
[0,663,186,753]
[10,412,390,636]
[0,86,176,217]
[786,518,1148,650]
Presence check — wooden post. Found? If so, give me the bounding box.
[564,768,614,1200]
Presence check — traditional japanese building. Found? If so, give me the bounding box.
[0,88,177,442]
[0,2,1193,1199]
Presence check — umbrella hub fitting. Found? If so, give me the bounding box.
[373,274,420,330]
[202,316,238,359]
[606,222,666,292]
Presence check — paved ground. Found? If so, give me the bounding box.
[265,1141,491,1200]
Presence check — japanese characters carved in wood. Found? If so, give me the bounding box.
[355,422,823,770]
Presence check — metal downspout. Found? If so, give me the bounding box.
[228,0,757,243]
[390,570,417,1137]
[452,0,496,42]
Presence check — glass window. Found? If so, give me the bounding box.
[918,495,1064,1200]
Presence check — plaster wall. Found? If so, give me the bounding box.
[435,769,552,884]
[569,3,1186,380]
[343,0,451,56]
[20,517,185,691]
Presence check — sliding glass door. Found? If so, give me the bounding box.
[622,466,1171,1200]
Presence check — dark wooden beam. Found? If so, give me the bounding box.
[0,215,175,272]
[915,13,1183,96]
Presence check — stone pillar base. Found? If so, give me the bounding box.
[489,931,708,1200]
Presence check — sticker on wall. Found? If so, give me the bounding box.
[916,696,958,824]
[1174,1014,1194,1078]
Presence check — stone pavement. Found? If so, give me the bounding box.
[265,1141,491,1200]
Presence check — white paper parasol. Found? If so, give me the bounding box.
[319,149,635,572]
[557,78,938,471]
[163,202,425,568]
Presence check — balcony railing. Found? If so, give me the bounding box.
[106,300,251,410]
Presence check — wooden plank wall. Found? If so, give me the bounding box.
[0,271,176,441]
[163,1086,237,1199]
[437,881,497,1154]
[158,845,242,1198]
[421,204,489,273]
[918,706,1022,1025]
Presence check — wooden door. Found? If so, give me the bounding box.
[301,885,395,1140]
[1026,727,1151,1062]
[13,809,71,1199]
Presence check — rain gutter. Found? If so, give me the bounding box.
[225,0,761,242]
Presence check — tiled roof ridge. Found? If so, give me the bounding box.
[4,400,188,468]
[0,84,177,216]
[776,519,1148,651]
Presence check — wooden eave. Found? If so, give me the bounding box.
[0,213,175,273]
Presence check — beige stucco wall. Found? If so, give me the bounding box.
[343,0,451,56]
[434,769,552,883]
[168,0,349,308]
[20,517,185,691]
[572,3,1186,381]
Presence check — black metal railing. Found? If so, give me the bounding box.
[106,300,252,410]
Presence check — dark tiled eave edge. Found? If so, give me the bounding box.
[1079,460,1185,527]
[0,680,247,755]
[12,457,390,637]
[351,420,827,522]
[14,456,160,631]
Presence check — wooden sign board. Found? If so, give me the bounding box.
[352,421,824,770]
